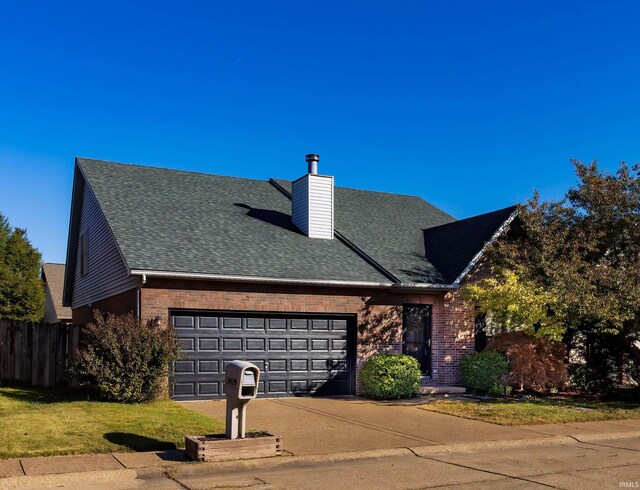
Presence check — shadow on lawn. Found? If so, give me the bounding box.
[104,432,178,452]
[0,386,89,404]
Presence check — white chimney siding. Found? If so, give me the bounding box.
[292,173,334,240]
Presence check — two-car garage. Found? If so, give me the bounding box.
[170,310,357,400]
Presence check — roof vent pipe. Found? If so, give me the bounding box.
[306,154,319,174]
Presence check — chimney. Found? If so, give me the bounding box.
[292,154,334,239]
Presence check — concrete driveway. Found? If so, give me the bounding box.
[181,397,553,456]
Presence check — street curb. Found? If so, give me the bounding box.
[0,469,137,490]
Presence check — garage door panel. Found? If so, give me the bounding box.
[198,360,219,373]
[290,339,308,350]
[198,338,219,351]
[268,339,287,351]
[198,382,219,396]
[311,339,329,350]
[311,319,329,330]
[246,318,266,329]
[332,319,347,331]
[198,317,219,329]
[222,317,242,329]
[246,338,266,351]
[221,338,243,350]
[268,319,287,330]
[174,360,195,373]
[179,338,195,351]
[174,381,196,396]
[268,359,287,372]
[171,311,354,400]
[173,316,195,329]
[290,319,308,330]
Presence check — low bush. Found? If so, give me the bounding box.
[486,332,568,393]
[460,351,509,394]
[569,363,616,395]
[72,313,181,403]
[489,383,513,397]
[359,354,421,400]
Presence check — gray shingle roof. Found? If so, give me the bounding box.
[271,179,456,284]
[423,206,517,283]
[72,157,514,288]
[77,158,390,284]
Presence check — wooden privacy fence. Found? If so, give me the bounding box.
[0,320,81,388]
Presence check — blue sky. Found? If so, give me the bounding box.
[1,1,639,263]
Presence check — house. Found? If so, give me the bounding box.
[63,155,516,400]
[42,262,72,324]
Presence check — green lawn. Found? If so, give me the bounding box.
[420,398,640,426]
[0,387,224,459]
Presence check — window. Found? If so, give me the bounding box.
[475,309,502,351]
[474,311,488,352]
[80,233,89,276]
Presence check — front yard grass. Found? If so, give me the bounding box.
[420,397,640,426]
[0,387,224,459]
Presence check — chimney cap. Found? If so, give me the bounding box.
[305,154,320,163]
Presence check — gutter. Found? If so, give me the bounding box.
[129,269,456,292]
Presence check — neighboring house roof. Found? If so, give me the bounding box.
[42,262,72,322]
[64,157,517,301]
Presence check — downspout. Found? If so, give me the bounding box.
[137,274,147,320]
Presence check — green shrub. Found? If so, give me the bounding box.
[72,313,181,403]
[460,351,509,394]
[489,383,513,397]
[359,354,421,400]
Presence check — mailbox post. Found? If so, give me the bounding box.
[224,360,260,439]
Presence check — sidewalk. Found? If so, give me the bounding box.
[1,428,639,489]
[2,397,640,488]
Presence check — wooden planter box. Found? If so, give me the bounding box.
[185,434,283,462]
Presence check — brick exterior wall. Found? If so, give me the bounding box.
[136,278,476,388]
[70,278,478,389]
[71,288,138,324]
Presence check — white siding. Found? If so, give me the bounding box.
[71,184,140,308]
[291,174,334,239]
[292,176,310,235]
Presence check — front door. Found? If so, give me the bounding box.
[402,304,432,375]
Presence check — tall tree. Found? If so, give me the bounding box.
[0,213,45,321]
[466,161,640,371]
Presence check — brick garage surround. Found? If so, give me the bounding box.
[138,279,476,387]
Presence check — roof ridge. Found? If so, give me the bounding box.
[270,176,436,200]
[76,157,270,186]
[77,157,451,205]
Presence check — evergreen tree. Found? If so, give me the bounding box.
[0,213,45,321]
